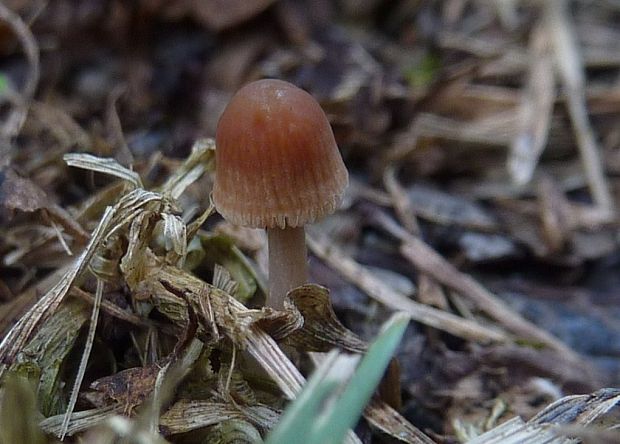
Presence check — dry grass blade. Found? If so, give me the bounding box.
[396,233,580,358]
[161,213,187,267]
[239,405,281,430]
[467,388,620,444]
[545,1,614,213]
[49,218,73,256]
[244,324,305,400]
[307,231,507,343]
[159,138,215,199]
[530,388,620,425]
[70,287,151,327]
[161,401,281,435]
[106,189,163,238]
[60,279,105,439]
[404,185,498,231]
[508,21,555,185]
[383,167,448,308]
[63,153,143,188]
[0,206,115,376]
[0,266,69,337]
[40,406,123,437]
[159,401,245,434]
[186,202,215,239]
[8,299,89,418]
[466,416,562,444]
[0,158,175,383]
[29,101,92,152]
[155,268,363,444]
[383,166,421,234]
[82,415,170,444]
[212,264,240,296]
[368,210,579,356]
[120,214,151,291]
[398,238,571,351]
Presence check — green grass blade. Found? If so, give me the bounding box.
[265,350,360,444]
[317,312,409,444]
[266,312,409,444]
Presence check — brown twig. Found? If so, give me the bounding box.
[370,210,580,359]
[307,230,508,343]
[383,166,448,309]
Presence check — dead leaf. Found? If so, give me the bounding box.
[283,284,367,353]
[90,365,161,414]
[0,168,49,217]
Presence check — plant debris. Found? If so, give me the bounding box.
[1,1,620,443]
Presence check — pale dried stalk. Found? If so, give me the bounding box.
[60,279,105,439]
[160,402,245,433]
[383,166,448,309]
[0,266,69,337]
[383,166,420,234]
[0,1,39,143]
[373,212,580,359]
[159,138,215,199]
[232,316,362,444]
[508,21,555,185]
[399,238,575,354]
[546,1,614,214]
[243,324,305,400]
[468,388,620,444]
[306,231,507,343]
[63,153,143,188]
[0,206,116,377]
[40,405,123,437]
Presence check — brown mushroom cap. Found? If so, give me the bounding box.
[213,79,348,229]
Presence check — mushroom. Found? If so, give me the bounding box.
[213,79,348,309]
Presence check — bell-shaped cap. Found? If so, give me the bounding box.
[213,79,348,229]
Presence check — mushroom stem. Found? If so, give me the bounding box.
[267,226,308,309]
